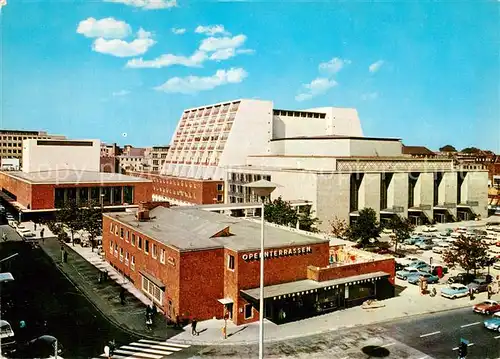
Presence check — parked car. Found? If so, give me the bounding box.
[17,228,36,239]
[407,272,439,285]
[422,226,438,233]
[447,273,476,285]
[473,300,500,315]
[403,237,418,245]
[17,335,63,359]
[0,320,16,356]
[432,247,443,254]
[468,278,491,293]
[415,242,433,250]
[440,283,469,299]
[484,313,500,332]
[493,262,500,270]
[396,267,422,280]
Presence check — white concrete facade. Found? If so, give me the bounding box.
[22,139,100,173]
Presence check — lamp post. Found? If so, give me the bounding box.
[243,179,279,359]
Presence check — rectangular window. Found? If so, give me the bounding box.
[152,244,158,259]
[109,240,113,253]
[138,237,142,249]
[141,276,164,305]
[217,184,223,191]
[131,234,136,246]
[145,240,150,254]
[114,225,118,236]
[114,244,118,257]
[125,231,129,242]
[119,248,124,262]
[120,228,124,238]
[160,248,165,264]
[123,186,134,204]
[78,187,89,205]
[244,304,253,319]
[131,255,135,270]
[228,255,235,270]
[54,188,65,208]
[109,223,114,233]
[125,252,129,266]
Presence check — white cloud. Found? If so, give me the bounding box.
[154,68,247,94]
[171,27,186,35]
[199,34,246,52]
[361,92,378,100]
[195,25,230,36]
[295,78,337,102]
[369,60,384,73]
[318,57,351,75]
[76,17,131,39]
[104,0,177,10]
[127,50,207,68]
[93,28,155,57]
[112,90,130,96]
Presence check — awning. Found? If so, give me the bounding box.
[217,298,234,305]
[241,271,390,301]
[0,272,14,283]
[139,270,165,289]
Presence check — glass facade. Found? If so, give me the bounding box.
[123,186,134,204]
[53,186,135,208]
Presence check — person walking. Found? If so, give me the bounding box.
[119,288,126,305]
[108,339,116,358]
[63,250,68,263]
[146,312,153,331]
[40,228,45,243]
[191,318,198,336]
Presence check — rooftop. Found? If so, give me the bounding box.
[402,145,436,156]
[106,206,329,252]
[270,135,401,142]
[4,170,152,184]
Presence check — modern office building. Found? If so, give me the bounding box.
[0,129,66,166]
[103,204,395,325]
[147,145,170,173]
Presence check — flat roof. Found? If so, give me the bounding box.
[105,207,329,252]
[241,271,390,300]
[271,135,401,142]
[3,170,152,185]
[189,200,311,210]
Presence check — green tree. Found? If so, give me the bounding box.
[264,196,298,227]
[81,200,103,252]
[297,206,321,233]
[329,216,349,239]
[385,216,415,254]
[439,145,457,152]
[461,147,481,154]
[56,200,84,246]
[442,235,489,275]
[347,208,381,247]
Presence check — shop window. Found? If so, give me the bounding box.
[244,304,253,319]
[160,248,166,264]
[227,255,235,270]
[131,234,136,246]
[138,237,142,249]
[145,240,150,254]
[141,276,164,305]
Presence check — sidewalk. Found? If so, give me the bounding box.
[32,223,181,341]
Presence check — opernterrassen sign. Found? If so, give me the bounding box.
[242,246,313,261]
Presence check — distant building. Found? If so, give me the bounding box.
[147,145,170,173]
[117,146,148,173]
[0,158,20,171]
[0,129,66,166]
[402,145,436,158]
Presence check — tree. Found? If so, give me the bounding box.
[385,216,415,254]
[56,200,84,246]
[329,216,349,239]
[298,206,321,233]
[442,235,489,275]
[81,200,103,252]
[347,208,381,247]
[439,145,457,152]
[264,196,298,227]
[461,147,481,154]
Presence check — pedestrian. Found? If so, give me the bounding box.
[104,345,110,359]
[18,320,27,343]
[34,222,37,231]
[175,314,180,329]
[152,304,157,316]
[40,228,45,243]
[469,287,474,301]
[108,339,116,357]
[63,250,68,263]
[191,318,198,336]
[146,313,153,331]
[119,288,126,305]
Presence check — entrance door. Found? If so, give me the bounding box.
[225,303,233,320]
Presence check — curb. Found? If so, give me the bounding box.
[38,240,171,342]
[165,303,475,346]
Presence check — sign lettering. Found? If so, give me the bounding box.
[241,246,313,261]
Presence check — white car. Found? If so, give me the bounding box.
[493,262,500,270]
[422,226,438,233]
[17,228,35,239]
[440,283,469,299]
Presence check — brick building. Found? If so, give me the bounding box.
[103,205,395,326]
[128,171,224,205]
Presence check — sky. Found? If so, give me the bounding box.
[1,0,499,152]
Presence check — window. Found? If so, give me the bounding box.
[217,194,223,202]
[131,255,135,270]
[145,240,150,254]
[131,234,136,246]
[141,276,164,305]
[228,255,235,270]
[138,237,142,249]
[120,228,124,238]
[152,244,158,259]
[125,252,129,266]
[114,225,118,236]
[114,244,118,257]
[160,249,166,264]
[244,304,253,319]
[109,223,114,233]
[125,231,129,242]
[217,184,223,191]
[109,240,113,253]
[119,248,124,262]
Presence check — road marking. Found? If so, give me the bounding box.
[381,342,395,348]
[420,331,441,338]
[130,342,182,351]
[139,339,191,348]
[452,343,475,350]
[120,346,172,356]
[495,335,500,339]
[461,321,480,328]
[416,357,428,359]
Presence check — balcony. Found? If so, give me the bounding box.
[209,120,216,124]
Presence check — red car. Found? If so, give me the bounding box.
[473,300,500,315]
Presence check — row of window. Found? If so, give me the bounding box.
[272,109,326,119]
[110,222,166,263]
[0,149,20,154]
[229,173,271,183]
[0,135,51,141]
[54,186,134,208]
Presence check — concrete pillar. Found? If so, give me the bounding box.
[358,173,381,220]
[387,173,408,218]
[464,171,488,218]
[316,173,350,231]
[439,172,458,219]
[414,172,434,221]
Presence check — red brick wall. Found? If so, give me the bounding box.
[102,216,181,317]
[0,172,32,208]
[178,249,225,321]
[307,258,396,285]
[128,172,223,205]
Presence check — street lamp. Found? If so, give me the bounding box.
[243,179,279,359]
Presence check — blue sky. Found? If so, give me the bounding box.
[1,0,499,152]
